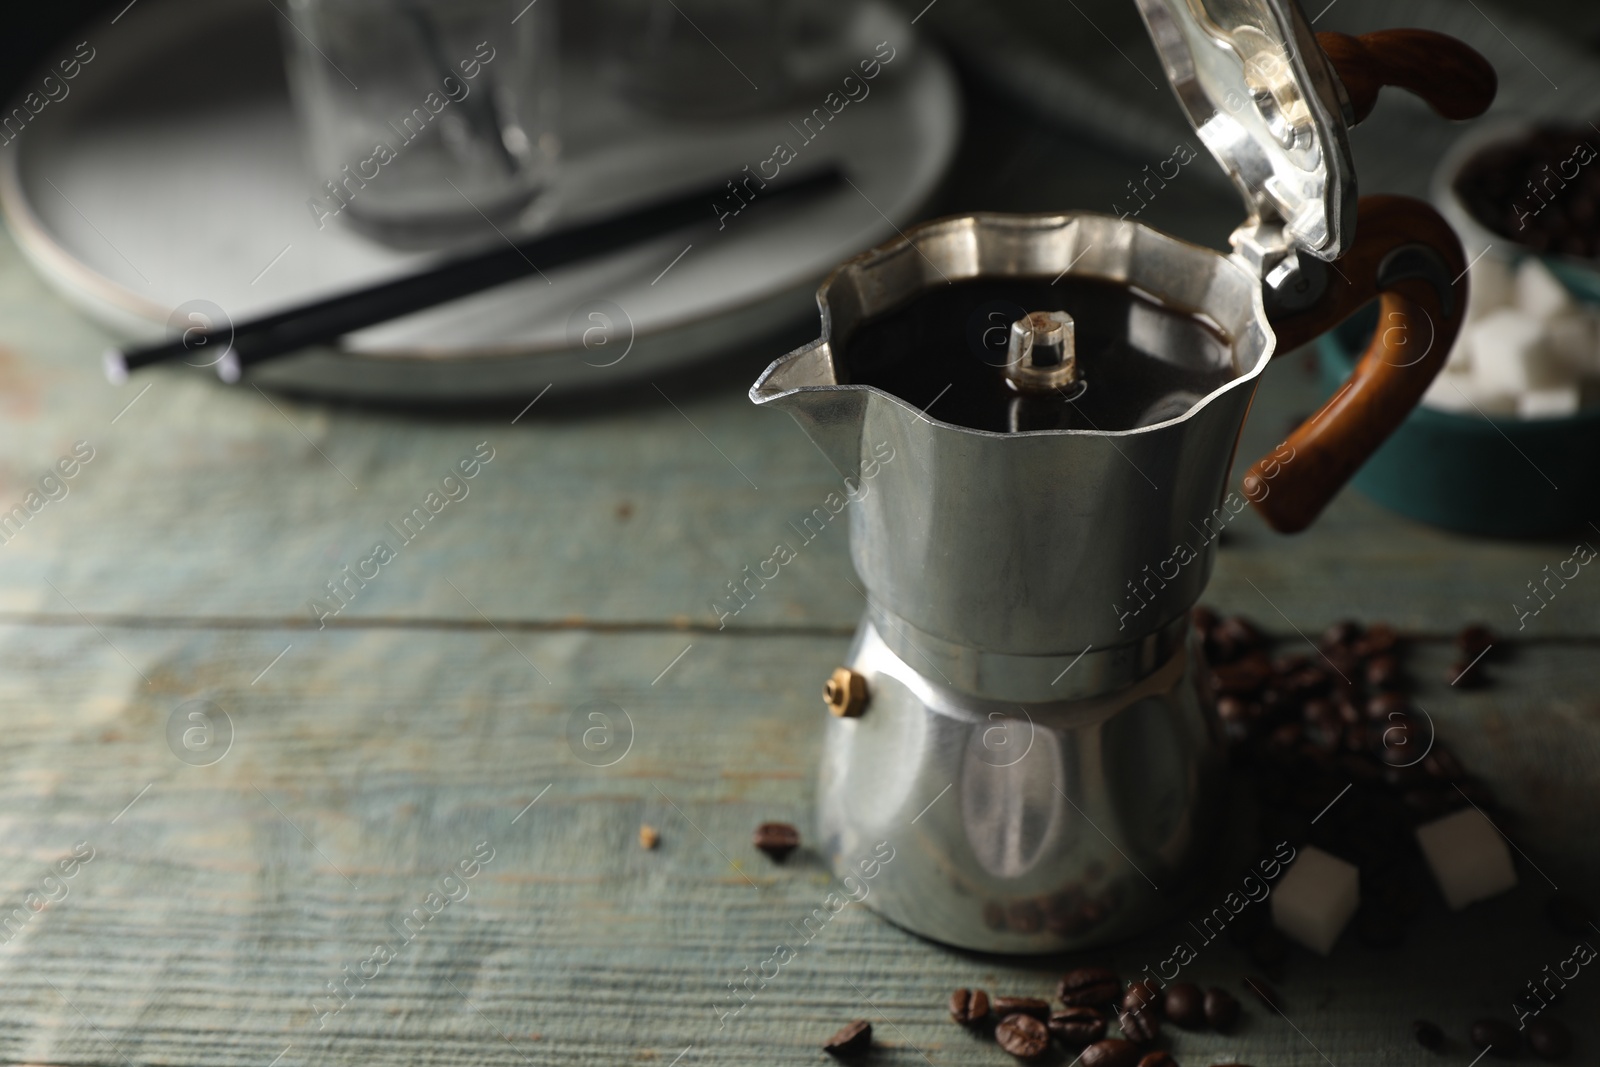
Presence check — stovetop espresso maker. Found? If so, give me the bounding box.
[751,0,1495,952]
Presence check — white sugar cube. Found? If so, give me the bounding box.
[1466,255,1514,323]
[1420,369,1479,413]
[1518,386,1580,419]
[1515,258,1574,320]
[1545,309,1599,375]
[1470,308,1561,395]
[1270,846,1360,955]
[1416,808,1518,910]
[1472,390,1519,416]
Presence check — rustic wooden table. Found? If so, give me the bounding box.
[1,71,1597,1067]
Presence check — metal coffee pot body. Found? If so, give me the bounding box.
[750,0,1487,951]
[752,214,1274,951]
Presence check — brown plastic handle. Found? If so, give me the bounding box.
[1244,195,1467,533]
[1317,29,1497,125]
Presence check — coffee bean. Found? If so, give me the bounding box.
[1354,622,1398,658]
[1204,986,1241,1030]
[823,1019,871,1056]
[993,995,1051,1020]
[948,988,990,1025]
[752,822,799,861]
[1321,620,1360,648]
[1162,982,1204,1028]
[1546,892,1595,937]
[1365,654,1402,689]
[1457,623,1494,658]
[1121,979,1163,1016]
[1219,615,1265,650]
[1217,695,1251,722]
[1137,1053,1178,1067]
[1048,1007,1107,1045]
[1469,1018,1519,1056]
[1285,667,1331,698]
[1117,1007,1160,1044]
[1058,966,1122,1007]
[1274,651,1310,674]
[1527,1017,1572,1060]
[1366,692,1408,720]
[1450,658,1488,688]
[1212,656,1273,697]
[1081,1038,1143,1067]
[995,1013,1051,1060]
[1243,976,1281,1012]
[1414,1019,1444,1051]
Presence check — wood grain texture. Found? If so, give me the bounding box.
[0,628,1594,1066]
[1318,29,1498,125]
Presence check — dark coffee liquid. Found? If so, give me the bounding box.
[839,277,1236,432]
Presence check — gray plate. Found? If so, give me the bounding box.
[0,0,960,400]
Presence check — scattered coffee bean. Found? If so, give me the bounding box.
[1048,1007,1107,1045]
[1354,622,1398,658]
[1322,619,1361,648]
[1366,691,1408,720]
[752,822,800,861]
[948,988,990,1025]
[1243,976,1281,1013]
[996,1013,1051,1060]
[823,1019,871,1057]
[1365,654,1402,689]
[1137,1053,1178,1067]
[1081,1038,1143,1067]
[1546,892,1595,937]
[1457,623,1494,658]
[1469,1018,1520,1057]
[1218,614,1265,649]
[1212,657,1274,697]
[638,824,659,850]
[1414,1019,1444,1051]
[1117,1007,1160,1044]
[1204,986,1241,1031]
[993,995,1051,1020]
[1162,982,1204,1029]
[1121,979,1163,1016]
[1058,966,1123,1007]
[1527,1017,1572,1060]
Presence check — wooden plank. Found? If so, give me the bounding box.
[0,623,1593,1065]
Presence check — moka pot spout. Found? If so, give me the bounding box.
[749,338,869,481]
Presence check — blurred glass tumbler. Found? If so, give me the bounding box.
[283,0,558,245]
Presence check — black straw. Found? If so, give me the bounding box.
[104,164,844,384]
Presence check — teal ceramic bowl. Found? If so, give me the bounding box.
[1317,309,1600,538]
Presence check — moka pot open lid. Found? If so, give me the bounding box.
[1133,0,1357,266]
